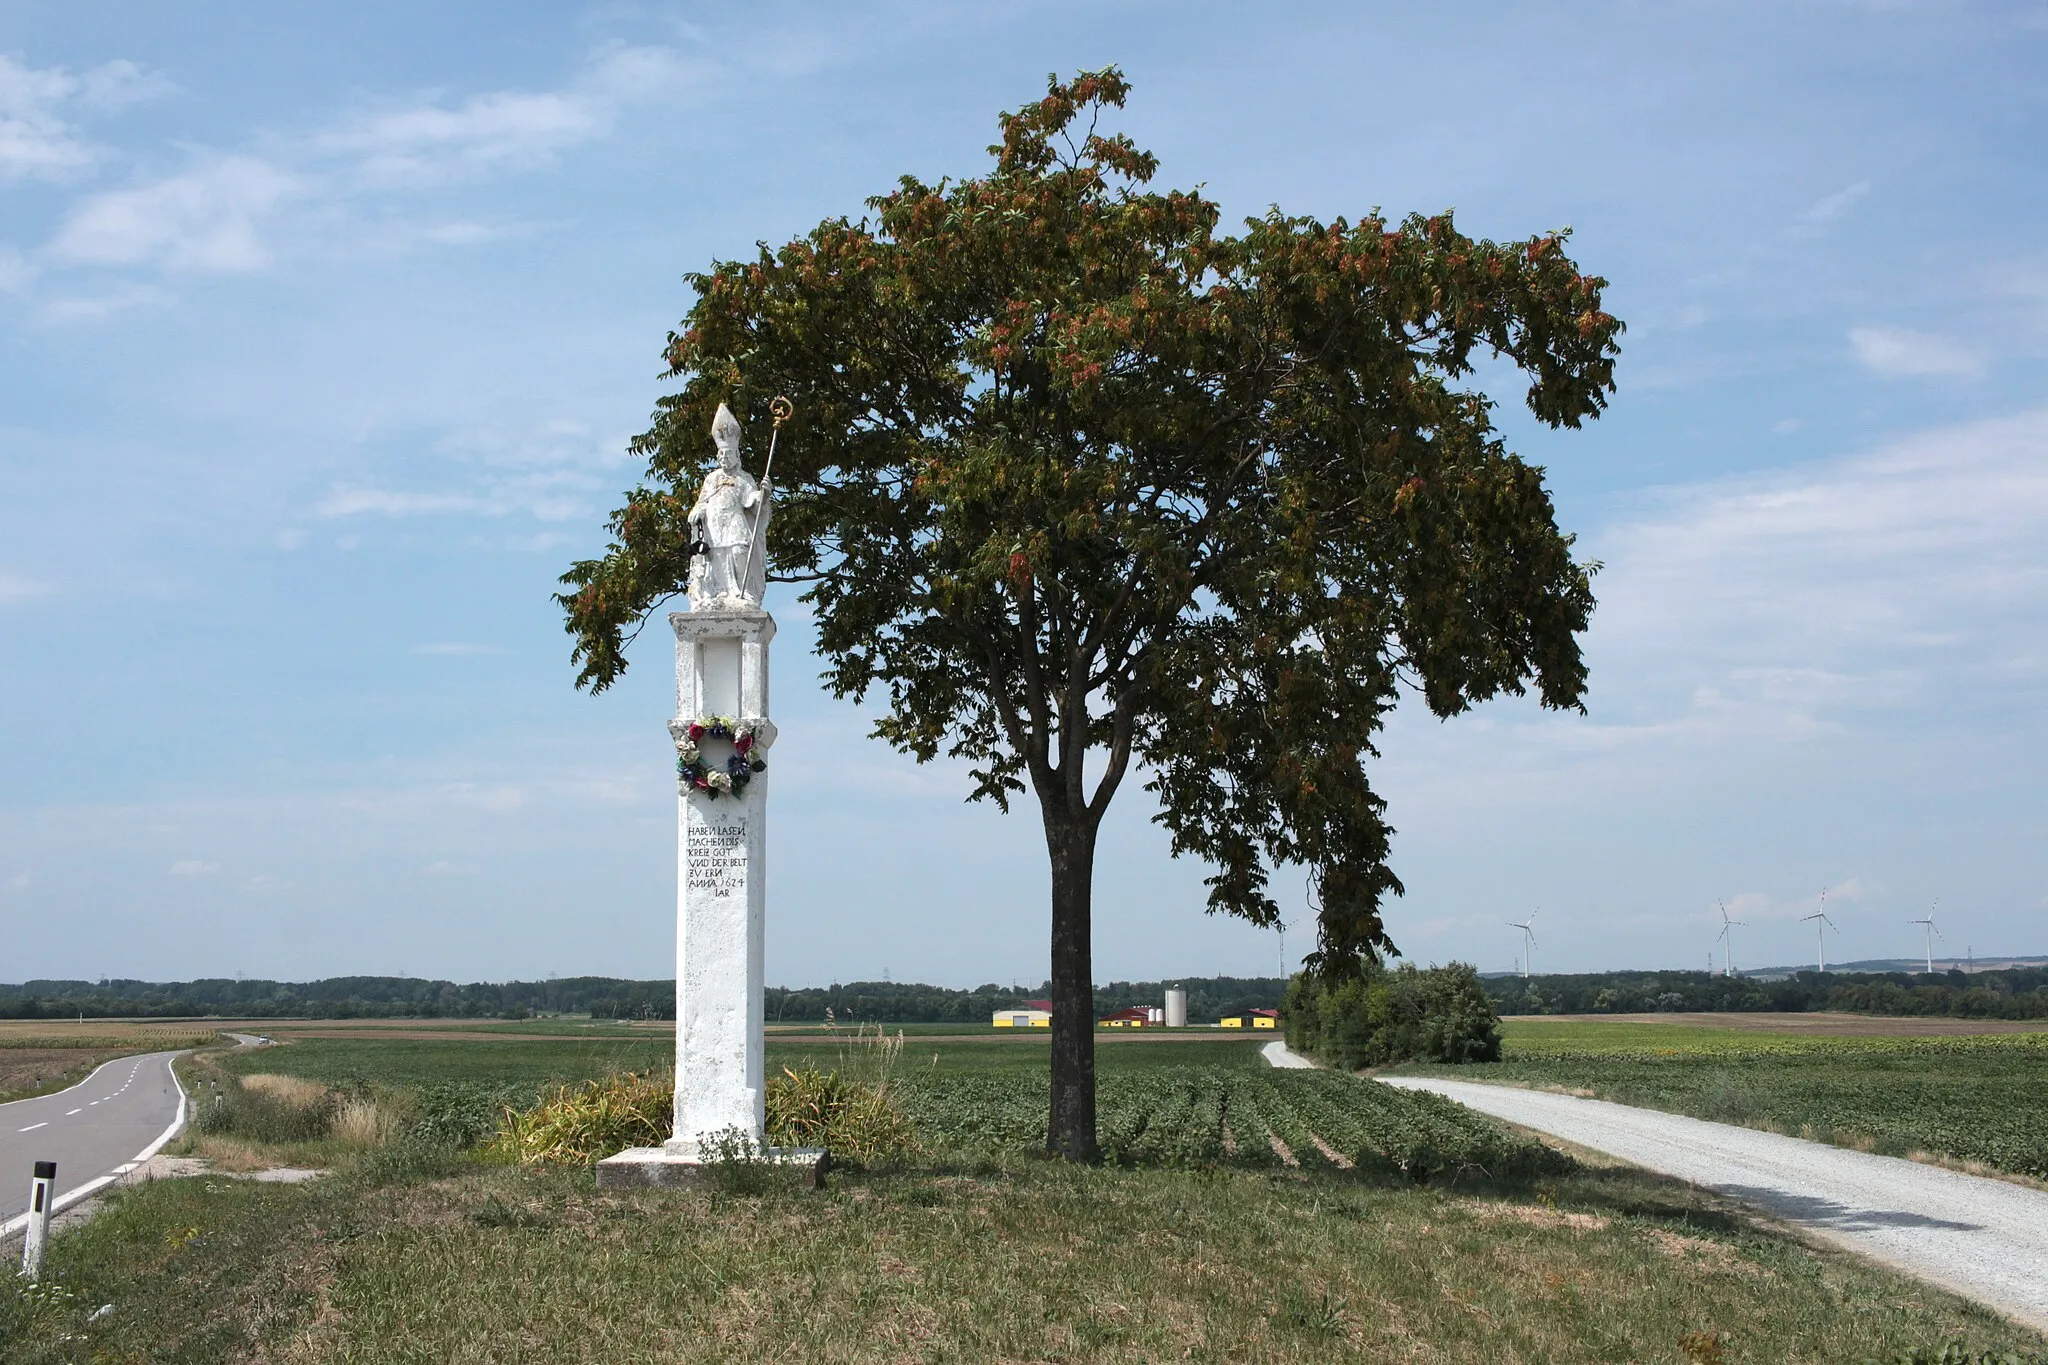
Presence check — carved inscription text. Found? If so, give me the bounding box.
[686,821,747,898]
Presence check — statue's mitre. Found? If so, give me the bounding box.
[712,402,742,455]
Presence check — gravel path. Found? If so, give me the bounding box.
[1260,1040,1314,1069]
[1381,1075,2048,1333]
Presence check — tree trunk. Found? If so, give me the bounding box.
[1043,807,1101,1162]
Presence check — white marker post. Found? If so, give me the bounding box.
[20,1160,55,1280]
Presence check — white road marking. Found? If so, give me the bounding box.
[65,1108,82,1115]
[18,1122,47,1132]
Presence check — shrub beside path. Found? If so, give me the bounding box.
[1379,1073,2048,1334]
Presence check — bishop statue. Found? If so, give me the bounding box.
[687,403,772,608]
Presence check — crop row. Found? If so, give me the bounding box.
[899,1066,1570,1181]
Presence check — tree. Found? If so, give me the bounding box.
[559,70,1622,1161]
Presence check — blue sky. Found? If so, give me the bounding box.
[2,1,2044,987]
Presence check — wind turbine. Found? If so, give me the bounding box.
[1508,909,1539,980]
[1911,901,1941,975]
[1717,901,1746,977]
[1800,891,1836,973]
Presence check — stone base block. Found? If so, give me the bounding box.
[595,1146,829,1190]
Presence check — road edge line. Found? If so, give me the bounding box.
[0,1055,133,1114]
[1,1051,193,1239]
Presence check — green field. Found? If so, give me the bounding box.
[2,1028,2041,1362]
[1402,1023,2048,1178]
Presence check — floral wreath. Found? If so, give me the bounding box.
[676,715,765,799]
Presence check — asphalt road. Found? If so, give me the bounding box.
[1382,1074,2048,1333]
[0,1050,188,1235]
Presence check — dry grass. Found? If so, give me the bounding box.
[240,1073,332,1109]
[180,1135,302,1173]
[331,1098,406,1149]
[0,1021,220,1047]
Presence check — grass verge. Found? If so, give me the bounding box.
[2,1150,2039,1363]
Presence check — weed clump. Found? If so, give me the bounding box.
[486,1072,671,1166]
[766,1064,917,1165]
[484,1053,917,1168]
[196,1073,335,1144]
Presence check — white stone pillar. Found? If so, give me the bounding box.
[665,607,776,1159]
[596,602,821,1186]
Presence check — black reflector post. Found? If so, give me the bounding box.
[21,1160,56,1280]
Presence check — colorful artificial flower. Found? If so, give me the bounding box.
[677,715,763,798]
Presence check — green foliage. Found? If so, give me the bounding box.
[194,1079,336,1144]
[409,1082,533,1148]
[559,67,1620,974]
[1484,966,2048,1020]
[1285,962,1501,1068]
[901,1065,1564,1181]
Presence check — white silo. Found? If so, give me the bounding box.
[1164,987,1188,1028]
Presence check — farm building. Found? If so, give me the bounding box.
[1097,1005,1164,1028]
[993,999,1053,1028]
[1219,1009,1279,1030]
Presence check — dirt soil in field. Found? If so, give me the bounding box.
[1510,1011,2048,1036]
[0,1047,124,1098]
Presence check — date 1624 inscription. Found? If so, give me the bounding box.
[686,821,747,897]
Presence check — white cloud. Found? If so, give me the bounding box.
[314,447,603,522]
[419,220,498,245]
[0,571,48,603]
[316,488,485,518]
[1849,324,1981,377]
[1796,179,1872,229]
[72,59,178,114]
[7,872,27,889]
[168,859,218,876]
[28,44,690,291]
[1596,409,2048,710]
[34,283,172,325]
[1378,408,2048,821]
[315,44,692,188]
[50,154,300,273]
[0,246,34,292]
[0,54,174,181]
[322,90,604,185]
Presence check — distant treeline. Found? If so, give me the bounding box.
[0,974,1289,1024]
[1485,967,2048,1020]
[0,976,646,1020]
